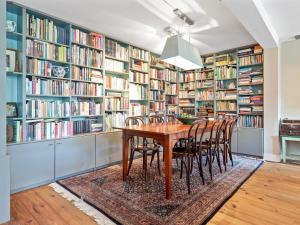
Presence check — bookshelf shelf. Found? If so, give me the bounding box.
[71,79,103,84]
[27,55,69,65]
[27,35,70,48]
[27,74,69,81]
[129,81,148,85]
[71,41,104,51]
[239,63,263,68]
[26,94,70,98]
[105,88,128,93]
[105,70,128,76]
[105,55,129,63]
[71,63,103,71]
[130,68,148,73]
[7,71,23,76]
[71,95,103,98]
[130,56,149,63]
[238,82,263,86]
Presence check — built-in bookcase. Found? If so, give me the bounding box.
[237,45,263,128]
[195,55,214,118]
[165,63,179,115]
[104,37,129,131]
[179,70,196,115]
[149,53,165,114]
[6,3,24,144]
[129,46,149,117]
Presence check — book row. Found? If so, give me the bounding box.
[216,101,237,112]
[26,100,70,118]
[105,76,128,90]
[196,90,214,101]
[150,68,164,80]
[105,58,126,73]
[131,47,149,61]
[105,112,127,132]
[71,101,103,116]
[26,77,69,96]
[105,39,129,61]
[196,71,214,80]
[26,13,70,45]
[105,97,129,111]
[165,83,178,95]
[150,79,164,90]
[129,84,147,100]
[149,91,164,101]
[71,81,103,97]
[71,66,103,83]
[129,71,148,84]
[71,45,103,68]
[26,39,69,62]
[215,66,237,80]
[239,54,263,66]
[150,102,165,112]
[179,72,195,83]
[131,60,148,72]
[239,115,263,128]
[71,28,104,50]
[129,104,147,116]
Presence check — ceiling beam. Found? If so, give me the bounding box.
[222,0,278,48]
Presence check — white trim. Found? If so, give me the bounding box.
[263,153,281,162]
[49,183,116,225]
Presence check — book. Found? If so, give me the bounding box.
[149,90,164,101]
[150,68,164,80]
[105,97,129,111]
[150,79,164,90]
[105,112,127,131]
[105,58,126,73]
[150,101,165,112]
[196,90,214,101]
[129,71,148,84]
[105,76,128,90]
[129,104,147,116]
[71,66,103,83]
[165,69,177,83]
[129,84,147,100]
[131,59,148,72]
[215,66,237,80]
[165,83,178,95]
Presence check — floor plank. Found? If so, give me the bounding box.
[2,162,300,225]
[208,162,300,225]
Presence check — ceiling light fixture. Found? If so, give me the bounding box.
[160,0,203,70]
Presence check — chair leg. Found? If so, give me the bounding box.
[208,148,213,180]
[186,156,191,194]
[156,150,161,176]
[190,155,194,174]
[228,143,234,166]
[127,150,135,176]
[197,151,205,185]
[150,151,155,167]
[216,147,222,173]
[143,152,148,182]
[176,158,179,167]
[221,146,227,172]
[180,159,183,179]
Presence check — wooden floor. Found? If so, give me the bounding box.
[2,162,300,225]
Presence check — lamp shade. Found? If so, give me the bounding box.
[161,35,203,70]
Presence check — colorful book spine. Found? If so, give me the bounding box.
[71,66,103,83]
[150,101,165,112]
[131,48,149,61]
[105,39,128,60]
[105,112,127,132]
[105,59,126,73]
[26,58,52,76]
[129,84,147,100]
[73,119,103,135]
[150,79,164,90]
[131,59,148,72]
[165,69,177,82]
[71,28,104,49]
[149,91,164,101]
[165,83,178,95]
[215,66,237,80]
[129,104,147,116]
[150,68,164,80]
[166,96,178,105]
[105,97,129,111]
[129,71,148,84]
[105,76,128,90]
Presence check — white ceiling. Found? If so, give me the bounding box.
[258,0,300,43]
[13,0,256,54]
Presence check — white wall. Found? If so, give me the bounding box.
[263,47,281,161]
[0,0,10,223]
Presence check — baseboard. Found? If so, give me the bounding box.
[0,155,10,223]
[263,153,281,162]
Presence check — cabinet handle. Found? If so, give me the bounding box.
[56,142,62,145]
[48,143,54,146]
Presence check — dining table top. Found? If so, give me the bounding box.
[118,121,214,136]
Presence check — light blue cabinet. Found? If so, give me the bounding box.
[237,128,263,157]
[55,135,95,179]
[8,141,55,193]
[96,131,122,167]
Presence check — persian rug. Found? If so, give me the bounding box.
[57,155,262,225]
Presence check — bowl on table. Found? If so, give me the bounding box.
[177,117,199,125]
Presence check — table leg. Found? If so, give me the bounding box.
[123,132,129,181]
[163,136,173,199]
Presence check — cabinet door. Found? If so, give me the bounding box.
[55,135,95,179]
[96,131,122,167]
[231,127,238,153]
[8,141,55,192]
[237,128,263,157]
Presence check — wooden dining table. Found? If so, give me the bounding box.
[121,121,212,199]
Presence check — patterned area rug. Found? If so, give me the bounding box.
[57,155,262,225]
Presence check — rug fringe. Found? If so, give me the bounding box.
[49,183,116,225]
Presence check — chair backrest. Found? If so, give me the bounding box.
[186,119,208,154]
[125,117,145,147]
[149,115,164,124]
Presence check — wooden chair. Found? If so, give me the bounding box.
[224,117,238,166]
[165,114,178,123]
[172,119,208,193]
[125,117,161,181]
[149,115,165,123]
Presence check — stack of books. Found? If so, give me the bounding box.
[131,60,148,72]
[27,58,52,76]
[131,48,149,61]
[26,77,69,96]
[73,119,102,135]
[179,90,195,98]
[150,68,164,80]
[215,66,237,80]
[165,69,177,82]
[105,76,128,90]
[216,90,237,100]
[150,79,164,90]
[71,66,103,83]
[129,84,147,100]
[71,45,103,68]
[105,97,129,111]
[72,29,104,49]
[129,104,147,116]
[150,102,165,112]
[129,71,148,84]
[71,100,102,116]
[105,59,126,73]
[197,90,214,101]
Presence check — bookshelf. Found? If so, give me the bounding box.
[179,70,196,115]
[195,55,215,118]
[129,46,149,117]
[237,45,264,128]
[149,53,165,114]
[214,50,238,117]
[165,63,179,115]
[104,37,129,131]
